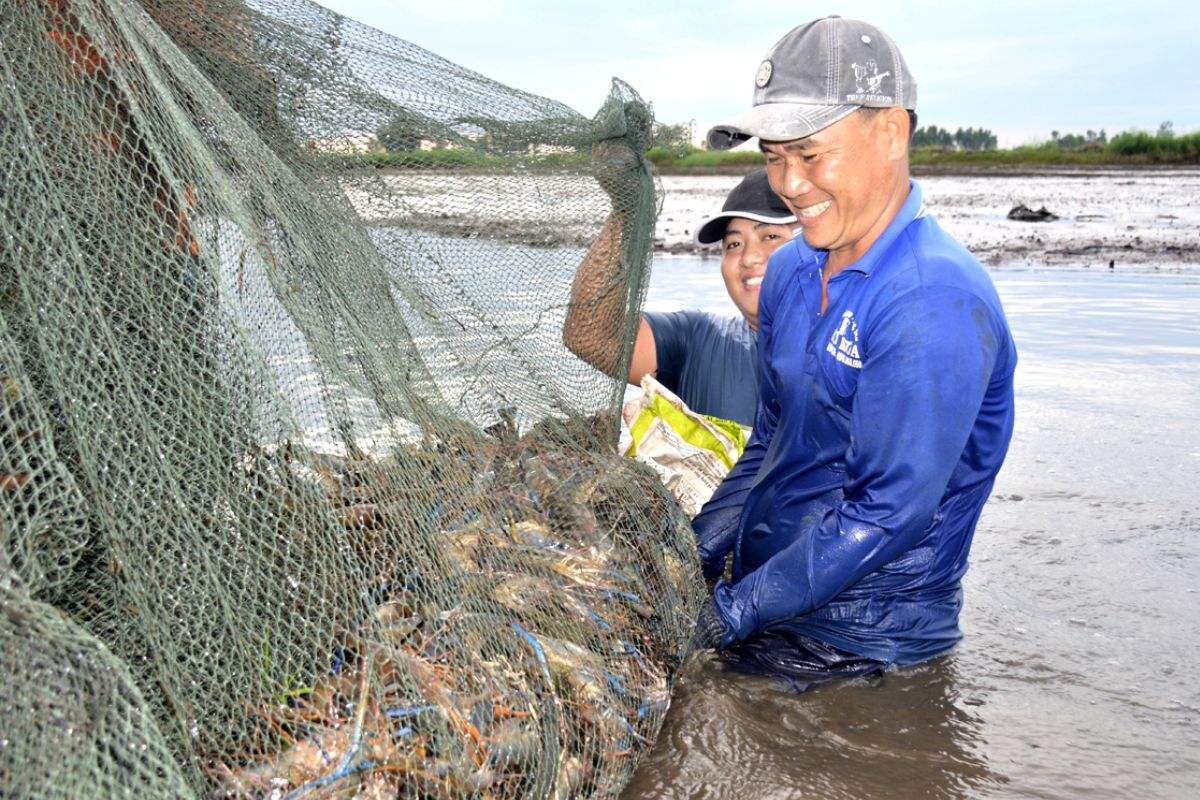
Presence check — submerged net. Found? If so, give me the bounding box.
[0,0,704,797]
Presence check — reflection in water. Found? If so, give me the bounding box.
[626,263,1200,799]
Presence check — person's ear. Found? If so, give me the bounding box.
[881,106,910,161]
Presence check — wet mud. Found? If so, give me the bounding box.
[655,168,1200,269]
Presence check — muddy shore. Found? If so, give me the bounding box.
[655,167,1200,269]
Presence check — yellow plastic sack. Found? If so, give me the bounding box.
[621,375,749,517]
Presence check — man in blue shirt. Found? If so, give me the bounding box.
[692,16,1018,691]
[565,169,795,428]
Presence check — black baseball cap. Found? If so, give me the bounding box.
[694,169,797,245]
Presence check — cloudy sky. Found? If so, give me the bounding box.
[315,1,1199,148]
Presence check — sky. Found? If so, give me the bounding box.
[314,1,1200,148]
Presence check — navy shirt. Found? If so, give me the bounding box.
[694,181,1017,665]
[642,310,758,427]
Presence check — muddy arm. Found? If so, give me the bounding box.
[562,140,656,383]
[563,211,628,375]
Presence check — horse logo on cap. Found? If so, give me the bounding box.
[851,59,890,95]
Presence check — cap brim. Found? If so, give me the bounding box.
[694,210,798,246]
[707,102,860,151]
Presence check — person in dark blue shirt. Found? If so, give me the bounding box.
[564,169,795,427]
[692,16,1018,692]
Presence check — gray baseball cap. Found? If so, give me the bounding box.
[708,16,917,151]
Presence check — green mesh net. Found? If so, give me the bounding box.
[1,0,704,796]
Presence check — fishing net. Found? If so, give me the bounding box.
[0,0,705,797]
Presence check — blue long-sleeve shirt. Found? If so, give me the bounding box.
[693,181,1017,665]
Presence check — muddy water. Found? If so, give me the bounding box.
[624,263,1200,799]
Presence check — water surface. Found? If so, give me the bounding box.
[625,259,1200,800]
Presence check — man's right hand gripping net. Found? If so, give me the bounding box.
[0,1,704,797]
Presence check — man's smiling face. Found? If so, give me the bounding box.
[761,108,905,270]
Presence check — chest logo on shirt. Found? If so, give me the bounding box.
[826,310,862,369]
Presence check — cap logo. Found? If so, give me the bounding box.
[847,59,893,104]
[755,60,773,88]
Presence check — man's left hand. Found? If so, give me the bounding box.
[690,590,734,651]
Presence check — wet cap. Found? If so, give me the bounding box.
[707,16,917,150]
[694,169,796,245]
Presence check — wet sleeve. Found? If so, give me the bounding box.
[718,284,1007,642]
[690,295,780,580]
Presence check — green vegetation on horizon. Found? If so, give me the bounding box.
[648,122,1200,169]
[330,119,1198,172]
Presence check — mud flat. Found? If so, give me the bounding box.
[655,168,1200,269]
[341,167,1200,269]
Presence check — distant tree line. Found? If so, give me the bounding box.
[1106,121,1199,160]
[1050,129,1107,150]
[376,114,426,152]
[648,121,694,152]
[365,112,1199,169]
[911,125,997,151]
